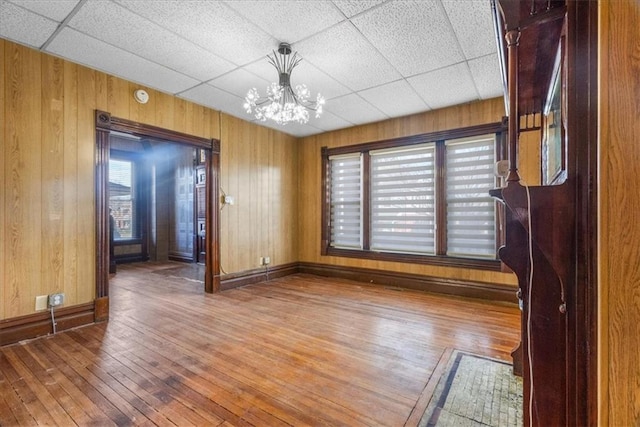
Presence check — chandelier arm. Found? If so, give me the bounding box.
[244,42,324,125]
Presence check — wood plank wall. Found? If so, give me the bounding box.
[219,114,298,274]
[0,39,298,320]
[298,98,518,287]
[599,1,640,425]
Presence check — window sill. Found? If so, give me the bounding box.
[324,247,502,271]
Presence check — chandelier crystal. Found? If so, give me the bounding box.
[244,43,325,125]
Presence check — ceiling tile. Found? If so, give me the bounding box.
[180,83,249,120]
[115,0,275,66]
[408,63,480,110]
[325,93,388,125]
[208,68,270,99]
[46,28,199,94]
[331,0,386,18]
[0,1,58,48]
[312,110,353,132]
[468,53,504,99]
[295,21,401,91]
[68,1,235,81]
[257,120,323,138]
[358,80,429,118]
[224,0,344,44]
[442,0,496,59]
[351,1,464,77]
[7,0,80,22]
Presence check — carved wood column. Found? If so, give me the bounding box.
[95,111,111,321]
[505,28,521,182]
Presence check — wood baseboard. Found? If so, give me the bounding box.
[0,302,95,347]
[220,262,299,291]
[298,262,518,304]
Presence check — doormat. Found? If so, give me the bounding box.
[419,351,522,427]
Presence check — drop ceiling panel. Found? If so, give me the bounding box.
[208,68,270,99]
[468,53,504,100]
[295,21,402,92]
[408,62,479,110]
[331,0,386,18]
[115,0,275,66]
[46,28,199,94]
[325,93,388,125]
[180,83,248,120]
[351,1,464,77]
[0,1,58,48]
[7,0,80,22]
[68,1,235,82]
[442,0,497,60]
[311,109,353,132]
[359,80,430,118]
[258,120,322,138]
[224,0,344,44]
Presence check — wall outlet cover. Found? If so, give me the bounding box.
[48,293,65,307]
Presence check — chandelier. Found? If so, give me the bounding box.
[244,43,325,125]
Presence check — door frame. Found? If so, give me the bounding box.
[94,110,220,321]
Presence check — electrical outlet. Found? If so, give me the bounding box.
[263,257,270,265]
[259,257,264,266]
[48,293,65,307]
[35,295,48,311]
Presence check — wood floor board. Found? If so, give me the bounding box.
[0,262,520,426]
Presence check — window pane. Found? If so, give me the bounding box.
[109,159,135,240]
[445,135,496,258]
[370,144,436,254]
[330,154,362,249]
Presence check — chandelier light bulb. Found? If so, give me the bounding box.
[244,43,325,125]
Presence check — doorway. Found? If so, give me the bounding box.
[95,111,220,321]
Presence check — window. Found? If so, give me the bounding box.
[369,144,436,254]
[322,123,505,270]
[109,158,139,241]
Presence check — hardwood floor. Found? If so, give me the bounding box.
[0,262,520,426]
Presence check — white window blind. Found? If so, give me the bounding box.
[329,153,362,249]
[445,135,496,258]
[109,159,135,240]
[370,144,436,254]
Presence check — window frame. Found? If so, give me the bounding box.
[109,150,148,247]
[321,122,507,271]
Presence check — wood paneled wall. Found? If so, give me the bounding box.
[599,1,640,425]
[219,114,298,274]
[298,98,517,286]
[0,39,298,320]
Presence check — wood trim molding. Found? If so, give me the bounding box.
[0,303,95,346]
[298,262,518,304]
[95,110,221,298]
[220,263,299,291]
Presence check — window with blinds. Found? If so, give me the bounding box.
[322,125,503,268]
[109,159,136,240]
[329,153,362,249]
[445,136,496,258]
[370,144,436,254]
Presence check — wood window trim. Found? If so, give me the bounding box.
[321,122,506,272]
